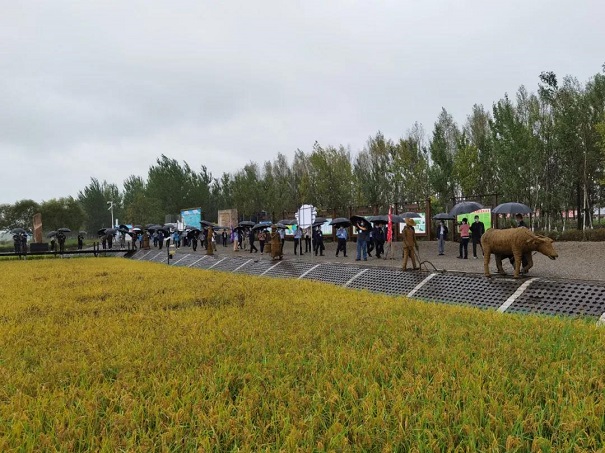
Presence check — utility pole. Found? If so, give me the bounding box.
[107,201,114,227]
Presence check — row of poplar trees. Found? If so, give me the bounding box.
[1,68,605,235]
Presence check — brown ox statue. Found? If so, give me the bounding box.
[481,227,558,278]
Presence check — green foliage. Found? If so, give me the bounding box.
[0,199,40,231]
[429,109,459,205]
[78,178,122,232]
[39,197,85,231]
[308,142,353,210]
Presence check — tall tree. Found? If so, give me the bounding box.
[0,199,40,231]
[392,124,430,205]
[231,163,262,218]
[308,142,353,211]
[78,178,122,232]
[39,197,85,231]
[272,153,295,216]
[429,109,459,206]
[353,132,391,207]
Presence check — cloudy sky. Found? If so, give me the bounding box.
[1,0,603,205]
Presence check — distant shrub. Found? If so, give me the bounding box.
[534,228,605,241]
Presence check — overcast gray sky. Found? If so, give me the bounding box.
[1,0,603,205]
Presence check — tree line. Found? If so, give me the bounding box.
[1,67,605,236]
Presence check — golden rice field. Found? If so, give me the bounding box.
[1,258,604,451]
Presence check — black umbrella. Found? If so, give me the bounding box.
[146,224,163,232]
[118,224,129,231]
[252,221,272,231]
[433,213,456,220]
[314,217,327,224]
[369,215,389,224]
[105,228,117,235]
[11,228,27,235]
[390,215,406,223]
[277,219,297,225]
[57,227,71,233]
[186,228,201,239]
[449,201,484,217]
[238,220,256,227]
[47,231,57,238]
[329,217,352,227]
[350,215,372,231]
[97,228,108,236]
[492,202,532,215]
[400,212,422,219]
[145,223,156,229]
[274,223,288,229]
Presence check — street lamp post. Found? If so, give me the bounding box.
[107,201,114,227]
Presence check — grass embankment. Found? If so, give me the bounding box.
[0,259,604,451]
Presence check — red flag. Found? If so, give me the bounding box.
[387,206,393,242]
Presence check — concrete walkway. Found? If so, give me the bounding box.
[161,239,605,282]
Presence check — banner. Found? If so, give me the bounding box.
[456,208,492,230]
[181,207,202,228]
[398,213,426,235]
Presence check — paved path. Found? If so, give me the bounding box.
[161,239,605,283]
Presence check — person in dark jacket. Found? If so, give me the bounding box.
[373,225,385,258]
[436,220,449,255]
[313,226,325,256]
[13,234,21,253]
[57,232,66,252]
[249,229,258,253]
[355,223,369,261]
[469,215,485,259]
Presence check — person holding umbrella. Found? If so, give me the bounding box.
[258,229,267,254]
[293,226,303,255]
[457,218,470,259]
[373,224,385,259]
[313,226,325,256]
[436,219,448,255]
[402,218,419,271]
[469,215,485,259]
[157,230,164,250]
[249,228,258,253]
[57,231,66,252]
[355,222,369,261]
[335,225,348,257]
[13,234,21,253]
[304,227,312,253]
[20,233,27,254]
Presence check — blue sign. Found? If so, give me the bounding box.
[181,207,202,227]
